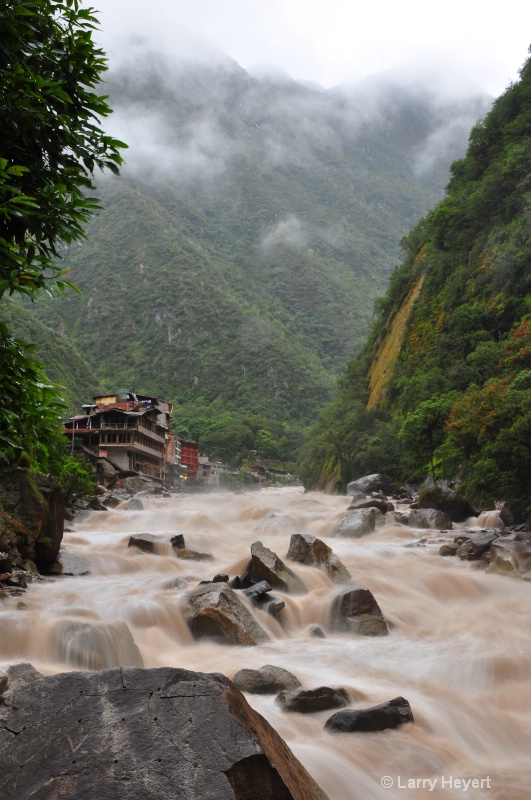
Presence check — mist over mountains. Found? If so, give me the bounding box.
[24,43,491,425]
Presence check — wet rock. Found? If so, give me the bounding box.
[260,596,285,616]
[454,530,498,560]
[229,570,253,590]
[309,625,326,638]
[5,571,28,588]
[213,573,229,583]
[276,686,350,714]
[243,580,272,599]
[50,619,144,669]
[346,474,384,495]
[128,533,164,553]
[499,504,514,527]
[331,508,384,538]
[182,583,271,646]
[232,665,302,694]
[0,468,64,569]
[2,662,43,693]
[122,497,144,511]
[439,543,459,557]
[325,696,413,732]
[88,497,108,511]
[487,539,531,579]
[407,508,453,530]
[329,585,388,637]
[171,534,185,549]
[55,552,91,575]
[287,533,351,584]
[0,553,12,573]
[248,541,307,595]
[0,669,8,695]
[0,666,329,800]
[102,495,122,509]
[418,485,477,522]
[175,546,215,562]
[347,498,390,515]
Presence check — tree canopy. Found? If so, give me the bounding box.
[0,0,125,467]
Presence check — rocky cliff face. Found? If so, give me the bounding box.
[0,468,64,571]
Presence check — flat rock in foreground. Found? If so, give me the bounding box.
[0,666,329,800]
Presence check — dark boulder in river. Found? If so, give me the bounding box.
[0,665,330,800]
[325,696,413,732]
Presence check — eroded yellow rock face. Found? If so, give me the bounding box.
[367,274,425,410]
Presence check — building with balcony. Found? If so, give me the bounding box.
[64,391,173,485]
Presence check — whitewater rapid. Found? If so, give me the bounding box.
[1,487,530,799]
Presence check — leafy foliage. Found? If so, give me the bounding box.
[0,0,125,301]
[301,50,531,517]
[0,1,124,471]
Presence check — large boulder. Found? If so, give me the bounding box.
[406,508,452,530]
[329,585,388,636]
[0,468,64,570]
[287,533,351,584]
[418,485,477,522]
[453,530,498,560]
[331,508,384,538]
[0,666,330,800]
[182,583,271,645]
[346,474,385,495]
[325,697,413,732]
[347,498,390,514]
[232,665,301,694]
[276,686,350,714]
[248,541,307,595]
[487,539,531,579]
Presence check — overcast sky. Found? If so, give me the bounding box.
[90,0,531,96]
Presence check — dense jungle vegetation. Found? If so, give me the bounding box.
[300,51,531,519]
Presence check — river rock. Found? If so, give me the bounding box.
[182,582,271,645]
[331,508,384,538]
[175,546,215,562]
[0,666,330,800]
[122,497,144,511]
[102,495,122,509]
[439,543,459,556]
[128,532,164,553]
[417,485,477,522]
[325,696,413,732]
[454,530,498,560]
[50,619,144,670]
[406,508,453,530]
[329,585,388,636]
[487,539,531,579]
[0,468,64,570]
[287,533,351,584]
[276,686,350,714]
[346,474,384,495]
[232,665,302,694]
[347,498,390,515]
[248,541,307,594]
[54,552,91,575]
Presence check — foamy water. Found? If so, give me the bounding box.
[1,487,530,799]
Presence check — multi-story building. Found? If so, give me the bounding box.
[64,391,172,484]
[198,456,220,486]
[179,440,199,480]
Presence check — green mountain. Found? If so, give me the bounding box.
[301,52,531,517]
[25,47,490,453]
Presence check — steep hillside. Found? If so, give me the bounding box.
[27,47,490,443]
[301,51,531,517]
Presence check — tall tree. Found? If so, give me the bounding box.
[0,0,125,465]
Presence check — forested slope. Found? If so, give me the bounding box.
[301,51,531,518]
[25,47,489,454]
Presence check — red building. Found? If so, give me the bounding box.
[180,440,199,480]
